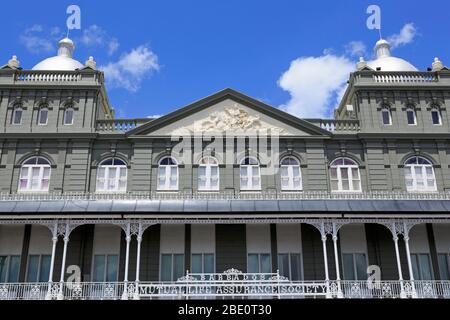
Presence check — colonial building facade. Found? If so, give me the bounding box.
[0,37,450,300]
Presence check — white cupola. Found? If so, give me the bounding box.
[32,37,84,71]
[367,39,418,72]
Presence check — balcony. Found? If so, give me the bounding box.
[95,118,152,132]
[353,71,450,87]
[0,275,449,300]
[2,191,450,201]
[0,70,103,86]
[305,119,360,133]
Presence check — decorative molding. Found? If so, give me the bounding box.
[172,105,291,135]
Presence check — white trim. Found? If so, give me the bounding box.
[280,157,302,191]
[157,157,179,191]
[330,158,361,192]
[198,156,219,191]
[240,157,261,191]
[18,157,51,193]
[406,107,417,126]
[37,108,49,126]
[404,156,437,192]
[381,107,392,125]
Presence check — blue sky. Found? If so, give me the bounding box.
[2,1,449,118]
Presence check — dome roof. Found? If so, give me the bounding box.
[32,37,84,71]
[367,39,418,72]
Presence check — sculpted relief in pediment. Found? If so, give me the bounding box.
[172,104,291,135]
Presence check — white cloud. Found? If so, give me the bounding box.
[278,55,354,118]
[387,23,417,49]
[345,41,367,57]
[79,25,120,56]
[100,46,159,92]
[108,38,120,56]
[19,24,54,54]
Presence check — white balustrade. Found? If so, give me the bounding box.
[0,278,449,300]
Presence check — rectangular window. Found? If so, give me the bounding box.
[63,108,74,125]
[198,165,219,191]
[38,109,48,125]
[382,109,392,125]
[240,166,261,191]
[438,254,450,280]
[160,254,184,281]
[92,254,118,282]
[278,253,303,281]
[26,255,51,282]
[0,255,21,283]
[407,109,417,125]
[157,166,179,191]
[248,253,271,274]
[410,253,433,280]
[431,110,441,125]
[12,109,22,125]
[342,253,367,280]
[191,253,215,274]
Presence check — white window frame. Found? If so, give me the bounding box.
[342,252,368,280]
[198,156,219,191]
[18,157,51,192]
[159,253,185,281]
[406,107,417,126]
[240,157,261,191]
[38,107,49,126]
[26,254,51,282]
[404,156,437,192]
[91,254,119,282]
[330,158,361,192]
[95,158,128,193]
[191,253,216,274]
[157,157,179,191]
[431,107,442,125]
[63,107,74,125]
[12,107,23,125]
[410,253,434,280]
[381,107,392,125]
[0,255,21,283]
[277,253,303,281]
[280,157,302,191]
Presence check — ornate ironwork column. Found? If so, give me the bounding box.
[122,222,131,300]
[46,221,58,300]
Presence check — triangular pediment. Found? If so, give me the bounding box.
[127,88,331,137]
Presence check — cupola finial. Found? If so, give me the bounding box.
[85,56,97,70]
[7,55,20,69]
[357,57,367,70]
[374,39,392,59]
[432,57,444,71]
[57,37,75,58]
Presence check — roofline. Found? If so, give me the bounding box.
[126,88,332,136]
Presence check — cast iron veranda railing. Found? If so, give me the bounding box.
[0,270,449,300]
[1,191,450,201]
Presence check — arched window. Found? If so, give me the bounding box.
[12,106,23,125]
[157,157,178,191]
[330,158,361,192]
[404,156,437,192]
[198,156,219,191]
[431,107,442,125]
[96,158,127,192]
[38,107,48,126]
[406,107,417,125]
[63,107,74,125]
[381,106,392,125]
[280,157,302,191]
[240,157,261,191]
[18,157,51,192]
